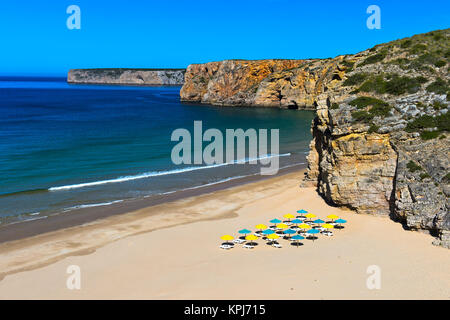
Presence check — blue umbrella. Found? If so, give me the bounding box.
[335,219,347,229]
[307,228,320,241]
[297,209,308,214]
[238,229,251,239]
[313,219,325,224]
[262,229,275,236]
[270,218,281,224]
[291,219,302,225]
[283,229,296,240]
[291,234,305,247]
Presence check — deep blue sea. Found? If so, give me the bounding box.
[0,77,315,225]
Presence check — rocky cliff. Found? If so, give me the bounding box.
[181,29,450,247]
[180,59,346,108]
[67,68,185,85]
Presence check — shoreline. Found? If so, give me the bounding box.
[1,166,448,299]
[0,163,306,244]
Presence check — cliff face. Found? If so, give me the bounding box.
[180,59,346,108]
[67,68,185,85]
[304,28,450,248]
[181,28,450,247]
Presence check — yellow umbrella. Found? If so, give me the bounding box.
[298,223,311,229]
[305,213,316,220]
[283,214,295,222]
[221,235,234,245]
[327,214,339,221]
[255,224,268,230]
[322,224,334,229]
[276,223,289,229]
[267,233,280,245]
[245,234,258,245]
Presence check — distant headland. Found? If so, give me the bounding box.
[67,68,185,86]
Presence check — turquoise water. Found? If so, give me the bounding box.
[0,78,315,225]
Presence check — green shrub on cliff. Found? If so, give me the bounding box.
[426,78,449,94]
[359,51,387,66]
[400,40,412,48]
[407,160,423,172]
[341,60,355,72]
[434,60,446,68]
[368,124,380,133]
[420,172,431,180]
[444,173,450,182]
[351,110,374,122]
[406,115,436,132]
[330,103,339,109]
[343,73,368,86]
[350,97,391,122]
[349,96,388,109]
[409,44,427,55]
[359,74,427,95]
[406,113,449,139]
[420,131,440,140]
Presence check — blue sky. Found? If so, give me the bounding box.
[0,0,448,76]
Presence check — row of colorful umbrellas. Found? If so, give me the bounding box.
[221,209,347,247]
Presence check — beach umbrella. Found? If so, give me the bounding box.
[283,228,296,239]
[270,218,281,225]
[297,209,308,214]
[221,235,234,245]
[335,219,347,229]
[298,223,311,230]
[291,235,305,247]
[283,214,295,222]
[254,224,268,236]
[276,223,289,230]
[313,219,325,224]
[267,233,280,245]
[245,234,258,246]
[305,213,316,221]
[327,214,339,221]
[255,224,268,231]
[307,229,320,241]
[238,229,252,239]
[290,219,302,229]
[262,229,275,239]
[322,224,334,229]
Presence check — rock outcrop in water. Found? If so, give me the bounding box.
[181,28,450,248]
[67,68,185,85]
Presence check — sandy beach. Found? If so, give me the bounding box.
[0,169,449,300]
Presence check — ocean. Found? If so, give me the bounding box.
[0,77,315,225]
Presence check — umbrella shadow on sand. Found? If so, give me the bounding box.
[334,225,345,230]
[290,242,304,247]
[221,242,235,246]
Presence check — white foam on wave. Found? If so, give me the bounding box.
[63,200,124,211]
[49,153,291,191]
